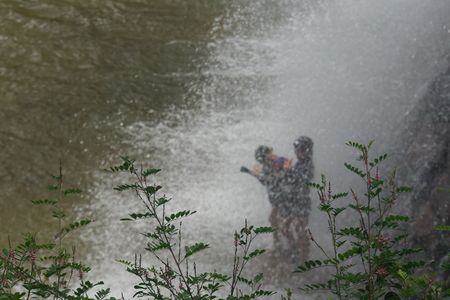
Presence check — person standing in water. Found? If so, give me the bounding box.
[282,136,314,263]
[240,145,292,249]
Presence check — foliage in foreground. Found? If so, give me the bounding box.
[108,157,274,300]
[0,164,112,300]
[296,141,450,300]
[1,141,449,299]
[0,158,274,300]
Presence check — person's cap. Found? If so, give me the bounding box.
[293,136,313,149]
[255,145,272,162]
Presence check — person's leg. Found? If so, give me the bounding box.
[297,216,310,262]
[269,208,282,249]
[284,216,299,263]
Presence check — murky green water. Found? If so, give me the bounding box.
[0,0,227,242]
[3,0,448,296]
[0,0,295,240]
[0,1,298,294]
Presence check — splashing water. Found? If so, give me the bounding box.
[87,0,450,296]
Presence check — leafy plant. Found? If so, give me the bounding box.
[2,144,448,300]
[0,164,113,300]
[296,141,429,299]
[108,156,274,300]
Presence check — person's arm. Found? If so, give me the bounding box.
[304,160,314,182]
[283,158,293,170]
[240,166,252,174]
[240,164,269,185]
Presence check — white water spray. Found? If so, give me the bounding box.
[88,0,450,295]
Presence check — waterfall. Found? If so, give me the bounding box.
[88,0,450,295]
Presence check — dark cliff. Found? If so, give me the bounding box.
[393,63,450,276]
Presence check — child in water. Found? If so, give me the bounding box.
[241,145,292,250]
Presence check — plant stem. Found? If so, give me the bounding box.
[136,171,195,299]
[364,152,373,300]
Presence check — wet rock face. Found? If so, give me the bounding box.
[395,64,450,265]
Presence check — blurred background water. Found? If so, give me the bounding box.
[1,0,449,297]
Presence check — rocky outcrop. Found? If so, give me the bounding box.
[393,64,450,272]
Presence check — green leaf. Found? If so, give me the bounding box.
[336,240,346,248]
[392,233,409,243]
[0,293,26,300]
[52,209,65,219]
[400,260,426,272]
[296,260,331,273]
[237,276,253,286]
[116,259,133,267]
[156,197,170,206]
[375,214,409,228]
[253,226,274,234]
[113,184,139,192]
[336,227,365,239]
[306,182,323,189]
[63,188,82,195]
[187,272,208,284]
[331,192,348,200]
[141,232,159,240]
[337,246,363,261]
[244,249,266,260]
[344,163,366,178]
[397,269,408,280]
[322,258,340,265]
[43,262,70,277]
[145,185,162,195]
[253,273,264,284]
[332,207,346,216]
[155,224,177,235]
[300,281,333,292]
[63,219,92,233]
[146,241,171,252]
[142,168,161,177]
[386,247,421,260]
[345,141,367,152]
[185,242,209,258]
[95,288,111,300]
[121,212,154,221]
[369,153,388,167]
[320,174,327,187]
[396,186,413,193]
[69,262,91,273]
[34,242,55,250]
[433,225,450,231]
[40,255,66,262]
[208,272,230,282]
[108,156,136,173]
[319,203,333,213]
[251,290,276,297]
[31,199,58,205]
[368,187,382,198]
[164,210,196,222]
[74,281,104,297]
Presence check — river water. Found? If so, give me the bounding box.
[1,0,450,297]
